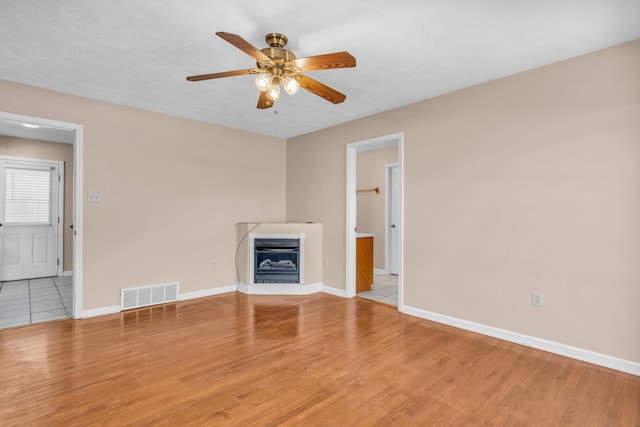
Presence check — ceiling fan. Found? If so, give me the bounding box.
[186,32,356,109]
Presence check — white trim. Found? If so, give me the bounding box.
[374,268,386,275]
[346,133,404,311]
[179,285,238,301]
[0,112,83,319]
[322,285,347,298]
[249,233,305,239]
[62,270,73,277]
[346,146,357,298]
[401,304,640,377]
[81,285,238,317]
[82,305,120,318]
[397,140,404,312]
[73,125,83,319]
[384,163,391,276]
[238,282,322,295]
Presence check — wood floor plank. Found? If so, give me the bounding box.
[1,292,638,426]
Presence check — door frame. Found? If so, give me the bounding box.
[346,132,404,310]
[0,112,84,319]
[385,162,399,276]
[0,155,65,278]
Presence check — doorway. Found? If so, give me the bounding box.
[0,157,64,281]
[346,133,403,310]
[0,112,84,320]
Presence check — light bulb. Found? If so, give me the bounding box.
[266,83,280,101]
[254,74,270,92]
[282,76,300,95]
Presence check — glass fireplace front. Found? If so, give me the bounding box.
[253,238,300,284]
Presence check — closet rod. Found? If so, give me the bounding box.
[356,186,379,194]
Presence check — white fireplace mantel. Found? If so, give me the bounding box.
[236,223,323,295]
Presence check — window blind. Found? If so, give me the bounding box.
[4,167,52,224]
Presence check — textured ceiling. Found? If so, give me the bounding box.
[1,1,640,139]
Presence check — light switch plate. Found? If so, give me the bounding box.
[87,192,101,203]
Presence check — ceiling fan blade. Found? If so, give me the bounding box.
[216,32,271,62]
[292,51,356,71]
[297,74,347,104]
[186,69,256,81]
[257,91,274,109]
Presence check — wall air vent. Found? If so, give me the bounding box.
[120,282,179,311]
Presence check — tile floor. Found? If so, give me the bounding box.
[0,276,72,329]
[357,273,398,306]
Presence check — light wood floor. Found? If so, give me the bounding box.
[1,292,638,426]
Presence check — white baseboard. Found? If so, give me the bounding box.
[401,305,640,377]
[62,270,73,277]
[374,268,387,275]
[80,285,238,318]
[238,282,322,295]
[179,285,238,301]
[322,285,347,298]
[82,305,120,318]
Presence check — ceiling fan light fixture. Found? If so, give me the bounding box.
[282,76,300,95]
[266,82,281,101]
[254,73,270,92]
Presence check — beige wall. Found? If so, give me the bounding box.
[0,137,74,272]
[357,147,398,270]
[287,39,640,362]
[0,80,286,310]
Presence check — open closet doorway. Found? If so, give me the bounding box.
[0,112,84,324]
[346,133,403,310]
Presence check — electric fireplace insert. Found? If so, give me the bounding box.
[253,238,300,284]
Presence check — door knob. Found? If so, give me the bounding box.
[390,224,396,228]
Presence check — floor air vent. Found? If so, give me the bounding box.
[120,282,179,310]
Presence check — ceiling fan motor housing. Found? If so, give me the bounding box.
[266,33,287,48]
[258,34,298,77]
[260,33,296,62]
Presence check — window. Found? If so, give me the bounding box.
[4,166,52,224]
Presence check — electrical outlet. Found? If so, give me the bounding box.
[324,259,329,268]
[532,291,543,307]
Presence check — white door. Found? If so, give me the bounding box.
[388,165,400,275]
[0,158,60,281]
